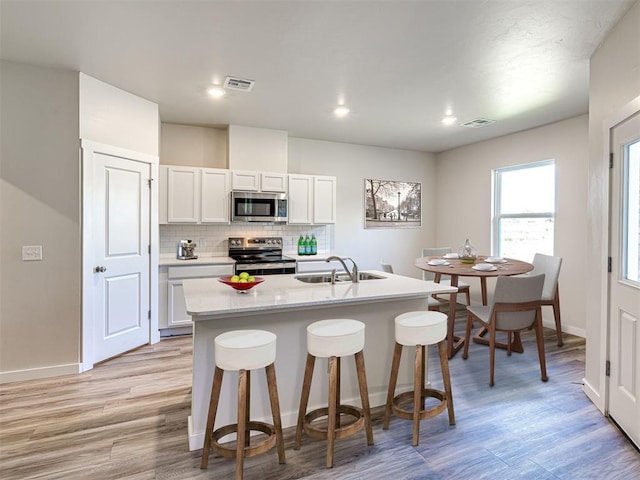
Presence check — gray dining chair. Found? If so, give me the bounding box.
[380,261,441,312]
[421,247,471,306]
[463,273,547,386]
[529,253,563,346]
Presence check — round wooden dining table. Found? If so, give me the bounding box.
[415,255,533,358]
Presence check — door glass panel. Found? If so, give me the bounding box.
[623,139,640,283]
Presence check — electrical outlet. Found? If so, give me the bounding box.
[199,238,207,248]
[22,245,43,261]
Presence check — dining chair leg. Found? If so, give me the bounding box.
[383,342,403,430]
[534,309,549,382]
[463,312,473,359]
[294,354,315,450]
[438,340,455,425]
[489,322,496,387]
[553,288,563,347]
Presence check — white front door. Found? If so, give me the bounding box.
[608,109,640,448]
[90,150,151,363]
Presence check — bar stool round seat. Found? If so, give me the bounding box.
[383,311,455,446]
[201,329,285,480]
[295,319,374,468]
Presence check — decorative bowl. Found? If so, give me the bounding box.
[218,276,264,293]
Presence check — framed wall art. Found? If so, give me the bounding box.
[364,178,421,228]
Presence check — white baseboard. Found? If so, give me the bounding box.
[582,377,605,414]
[542,320,585,339]
[0,363,80,384]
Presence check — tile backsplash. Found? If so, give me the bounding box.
[160,224,331,256]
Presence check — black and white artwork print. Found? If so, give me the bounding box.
[364,178,421,228]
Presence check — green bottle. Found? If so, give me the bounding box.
[304,234,311,255]
[297,235,304,255]
[310,234,317,255]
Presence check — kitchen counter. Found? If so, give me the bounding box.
[182,271,456,451]
[159,254,235,267]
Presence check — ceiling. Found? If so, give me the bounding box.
[0,0,635,153]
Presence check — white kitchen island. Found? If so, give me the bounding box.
[182,270,456,451]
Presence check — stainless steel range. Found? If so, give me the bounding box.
[228,237,296,276]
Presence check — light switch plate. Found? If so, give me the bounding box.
[22,245,43,261]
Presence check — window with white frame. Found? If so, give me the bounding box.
[492,161,555,261]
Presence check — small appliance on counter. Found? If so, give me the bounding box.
[177,239,198,260]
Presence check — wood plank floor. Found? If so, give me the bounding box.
[1,318,638,479]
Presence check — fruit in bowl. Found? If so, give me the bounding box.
[218,273,264,292]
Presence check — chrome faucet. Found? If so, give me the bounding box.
[326,256,359,283]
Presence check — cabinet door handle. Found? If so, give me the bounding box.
[94,266,107,273]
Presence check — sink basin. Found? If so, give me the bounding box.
[295,274,342,283]
[295,272,386,283]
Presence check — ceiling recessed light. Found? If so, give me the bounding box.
[207,86,226,98]
[334,106,350,117]
[441,115,457,126]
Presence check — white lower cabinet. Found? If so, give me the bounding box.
[159,264,234,335]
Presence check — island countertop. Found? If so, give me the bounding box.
[183,270,457,451]
[182,270,456,319]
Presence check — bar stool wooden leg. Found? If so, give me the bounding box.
[236,369,248,480]
[335,357,341,429]
[265,363,286,464]
[420,345,426,410]
[326,356,338,468]
[201,366,224,469]
[354,350,374,445]
[438,340,455,425]
[412,345,423,446]
[244,370,251,448]
[294,353,315,450]
[383,342,403,430]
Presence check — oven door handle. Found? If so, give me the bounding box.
[236,262,295,270]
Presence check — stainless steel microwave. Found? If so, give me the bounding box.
[231,191,288,223]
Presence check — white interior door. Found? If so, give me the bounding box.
[92,152,150,363]
[608,109,640,448]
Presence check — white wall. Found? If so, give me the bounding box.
[584,1,640,411]
[161,123,227,168]
[80,73,159,156]
[289,138,437,278]
[435,115,589,336]
[0,61,81,381]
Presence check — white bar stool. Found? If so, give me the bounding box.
[200,329,285,480]
[383,311,455,445]
[294,319,374,468]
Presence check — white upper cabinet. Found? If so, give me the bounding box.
[313,175,337,224]
[160,165,230,224]
[287,174,336,224]
[260,172,288,192]
[201,168,231,223]
[231,170,287,192]
[167,166,200,223]
[288,174,313,224]
[231,170,260,191]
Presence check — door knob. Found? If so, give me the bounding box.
[94,266,107,273]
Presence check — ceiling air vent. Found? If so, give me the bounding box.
[461,118,496,128]
[224,76,255,92]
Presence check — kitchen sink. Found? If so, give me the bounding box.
[295,274,340,283]
[294,272,386,283]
